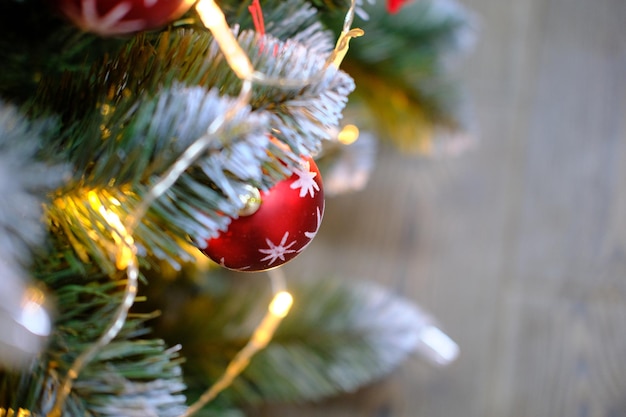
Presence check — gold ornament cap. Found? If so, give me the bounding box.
[238,185,262,216]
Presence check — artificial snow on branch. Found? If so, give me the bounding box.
[38,27,353,274]
[0,102,66,368]
[0,102,65,273]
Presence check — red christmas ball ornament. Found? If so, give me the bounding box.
[52,0,196,36]
[201,157,325,272]
[386,0,412,14]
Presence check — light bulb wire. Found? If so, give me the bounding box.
[47,195,140,417]
[179,268,291,417]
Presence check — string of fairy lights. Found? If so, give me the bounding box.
[41,0,363,415]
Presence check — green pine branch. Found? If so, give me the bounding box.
[31,27,353,274]
[335,0,476,150]
[142,272,425,409]
[1,1,355,411]
[0,0,471,414]
[0,232,187,416]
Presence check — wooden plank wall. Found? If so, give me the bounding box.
[254,0,626,415]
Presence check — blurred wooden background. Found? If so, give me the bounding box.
[256,0,626,415]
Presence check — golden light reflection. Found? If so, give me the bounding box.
[0,408,32,417]
[338,124,360,145]
[87,190,134,270]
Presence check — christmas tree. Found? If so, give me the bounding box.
[0,0,474,415]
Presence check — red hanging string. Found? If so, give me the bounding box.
[248,0,279,56]
[248,0,266,35]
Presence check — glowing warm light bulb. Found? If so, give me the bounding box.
[87,190,101,209]
[338,124,360,145]
[86,190,134,269]
[269,291,293,318]
[18,287,51,337]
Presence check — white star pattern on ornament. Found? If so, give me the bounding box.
[63,0,146,35]
[290,160,320,198]
[304,205,323,240]
[259,232,297,265]
[298,204,324,253]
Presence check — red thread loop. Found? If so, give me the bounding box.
[248,0,279,56]
[248,0,266,35]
